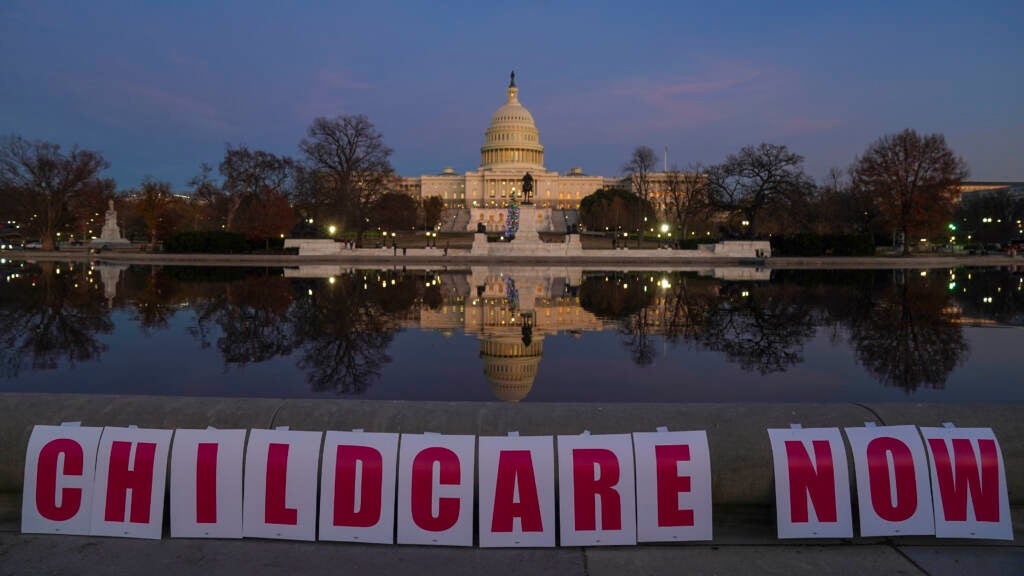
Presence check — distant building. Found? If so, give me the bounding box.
[395,73,691,232]
[957,181,1024,200]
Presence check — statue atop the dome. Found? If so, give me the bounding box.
[510,70,516,88]
[521,172,533,204]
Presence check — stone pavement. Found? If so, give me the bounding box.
[1,502,1020,576]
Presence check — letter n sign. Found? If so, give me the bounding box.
[921,426,1012,540]
[22,425,103,536]
[845,425,933,537]
[768,427,852,539]
[90,426,173,539]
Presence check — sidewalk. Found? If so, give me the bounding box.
[2,502,1020,576]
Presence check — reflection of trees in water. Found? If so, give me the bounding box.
[171,268,420,394]
[123,267,182,332]
[847,274,968,392]
[952,267,1024,324]
[290,273,404,394]
[0,262,112,376]
[697,283,817,374]
[621,307,656,366]
[581,273,817,372]
[579,269,968,390]
[189,273,296,365]
[579,272,657,366]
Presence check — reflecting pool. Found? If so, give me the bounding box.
[1,260,1022,403]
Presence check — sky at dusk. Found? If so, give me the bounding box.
[1,0,1021,190]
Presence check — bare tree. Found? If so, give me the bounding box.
[0,135,109,249]
[299,115,395,246]
[134,179,175,248]
[704,143,812,238]
[623,145,659,205]
[851,129,967,254]
[219,145,295,232]
[663,164,708,240]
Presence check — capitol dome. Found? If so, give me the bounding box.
[480,72,545,170]
[479,334,544,402]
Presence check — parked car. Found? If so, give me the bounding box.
[23,241,42,249]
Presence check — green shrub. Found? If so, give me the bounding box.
[770,234,875,256]
[163,231,251,254]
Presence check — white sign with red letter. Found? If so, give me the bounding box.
[396,433,476,546]
[768,427,852,539]
[633,429,713,542]
[478,434,556,548]
[921,426,1012,540]
[21,424,103,535]
[242,428,322,541]
[845,425,934,537]
[90,426,174,539]
[319,431,399,544]
[557,433,637,546]
[169,428,247,539]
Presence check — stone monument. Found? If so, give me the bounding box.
[91,200,131,248]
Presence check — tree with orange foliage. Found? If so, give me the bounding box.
[851,129,967,254]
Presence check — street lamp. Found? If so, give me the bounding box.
[328,225,336,236]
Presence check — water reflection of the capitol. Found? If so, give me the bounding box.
[289,265,762,401]
[6,260,1016,401]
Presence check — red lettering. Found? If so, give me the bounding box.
[265,443,297,525]
[491,450,543,533]
[866,437,917,522]
[928,438,1000,522]
[410,447,461,532]
[784,440,837,523]
[572,448,621,531]
[104,441,156,523]
[195,443,218,524]
[35,439,84,521]
[334,445,384,528]
[655,444,694,527]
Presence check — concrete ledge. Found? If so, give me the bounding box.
[1,394,1021,507]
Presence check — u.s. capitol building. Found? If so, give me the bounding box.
[394,73,626,232]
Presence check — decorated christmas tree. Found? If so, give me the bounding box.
[504,193,520,239]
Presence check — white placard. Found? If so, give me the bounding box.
[21,425,103,535]
[169,428,247,539]
[845,425,934,536]
[768,427,852,539]
[478,435,556,548]
[90,427,174,539]
[396,434,475,546]
[557,433,637,546]
[319,431,399,544]
[633,430,712,542]
[921,426,1012,540]
[242,429,322,541]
